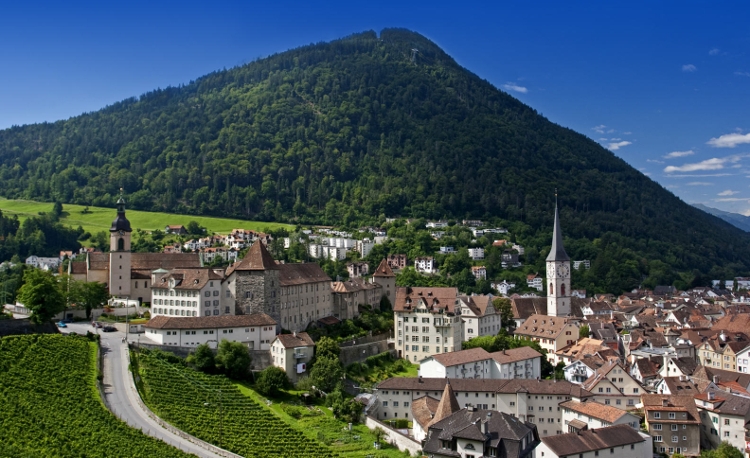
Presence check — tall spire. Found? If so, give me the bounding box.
[546,192,569,262]
[110,188,132,233]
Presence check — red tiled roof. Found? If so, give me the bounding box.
[144,313,276,329]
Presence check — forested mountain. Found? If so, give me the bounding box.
[0,28,748,289]
[693,204,750,233]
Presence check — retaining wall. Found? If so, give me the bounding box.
[364,415,421,456]
[340,340,394,366]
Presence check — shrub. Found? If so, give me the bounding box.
[255,366,291,397]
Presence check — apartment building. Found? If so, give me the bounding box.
[537,425,651,458]
[331,277,382,320]
[696,390,750,452]
[150,268,227,317]
[560,399,641,431]
[394,287,463,363]
[581,360,643,410]
[514,314,579,364]
[419,346,542,380]
[458,295,501,338]
[642,394,701,457]
[375,377,593,438]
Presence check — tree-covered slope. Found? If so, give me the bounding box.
[0,28,748,287]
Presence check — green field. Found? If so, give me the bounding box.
[0,334,194,457]
[0,198,293,235]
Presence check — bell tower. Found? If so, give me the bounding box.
[546,195,571,317]
[109,190,132,297]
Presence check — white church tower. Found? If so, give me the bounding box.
[546,198,571,317]
[109,191,132,298]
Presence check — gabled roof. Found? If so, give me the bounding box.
[411,395,440,429]
[515,314,575,339]
[540,424,645,455]
[372,259,395,277]
[559,400,633,423]
[641,394,701,423]
[394,287,459,314]
[429,347,491,367]
[273,331,315,348]
[278,263,331,286]
[232,241,278,271]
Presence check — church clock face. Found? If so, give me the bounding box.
[558,264,570,278]
[546,264,555,278]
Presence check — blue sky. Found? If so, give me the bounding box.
[1,1,749,214]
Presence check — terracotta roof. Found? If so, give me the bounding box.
[411,395,440,429]
[556,338,610,359]
[633,358,660,379]
[428,380,461,427]
[316,316,341,326]
[540,424,645,455]
[372,259,395,277]
[274,331,315,348]
[559,400,632,423]
[377,378,593,398]
[144,313,276,329]
[515,314,575,339]
[429,347,491,367]
[659,376,699,395]
[394,287,459,314]
[490,347,543,364]
[693,366,750,390]
[232,241,278,271]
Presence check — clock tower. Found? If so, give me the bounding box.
[109,192,132,297]
[546,199,571,317]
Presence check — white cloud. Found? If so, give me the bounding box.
[623,131,632,135]
[607,141,632,151]
[664,155,746,173]
[718,190,738,196]
[592,125,607,134]
[715,197,750,202]
[664,150,694,159]
[647,159,665,164]
[502,83,528,93]
[709,48,720,55]
[687,182,713,186]
[682,64,697,72]
[707,132,750,148]
[736,71,750,77]
[666,173,735,178]
[743,209,750,217]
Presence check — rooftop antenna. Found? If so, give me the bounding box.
[410,48,419,64]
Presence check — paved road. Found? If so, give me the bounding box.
[61,323,225,458]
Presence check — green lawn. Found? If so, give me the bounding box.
[0,198,293,235]
[239,385,412,458]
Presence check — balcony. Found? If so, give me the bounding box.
[293,351,307,359]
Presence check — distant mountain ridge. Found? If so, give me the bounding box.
[0,28,749,291]
[693,203,750,233]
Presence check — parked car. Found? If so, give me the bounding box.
[56,321,67,328]
[102,326,117,332]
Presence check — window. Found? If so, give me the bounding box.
[672,436,678,443]
[653,424,662,431]
[382,402,388,407]
[654,436,663,442]
[654,412,661,419]
[724,419,730,425]
[668,413,676,419]
[671,425,678,431]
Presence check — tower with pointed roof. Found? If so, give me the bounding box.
[546,197,571,317]
[109,191,132,297]
[231,241,281,322]
[371,259,396,303]
[428,379,461,427]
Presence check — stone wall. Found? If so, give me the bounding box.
[0,318,59,337]
[130,342,272,370]
[364,415,421,456]
[340,341,394,367]
[340,332,389,347]
[234,270,280,323]
[249,349,272,371]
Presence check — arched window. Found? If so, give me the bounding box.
[117,238,125,251]
[549,283,553,293]
[561,284,566,296]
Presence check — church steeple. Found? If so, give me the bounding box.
[546,197,569,262]
[546,193,571,317]
[110,189,132,233]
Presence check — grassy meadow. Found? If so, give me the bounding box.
[0,198,293,235]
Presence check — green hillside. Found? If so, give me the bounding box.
[0,28,748,289]
[0,198,292,235]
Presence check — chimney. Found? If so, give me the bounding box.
[418,376,423,383]
[482,420,489,435]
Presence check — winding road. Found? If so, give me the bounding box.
[63,323,227,458]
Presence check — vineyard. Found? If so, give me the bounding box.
[0,334,193,457]
[135,349,339,457]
